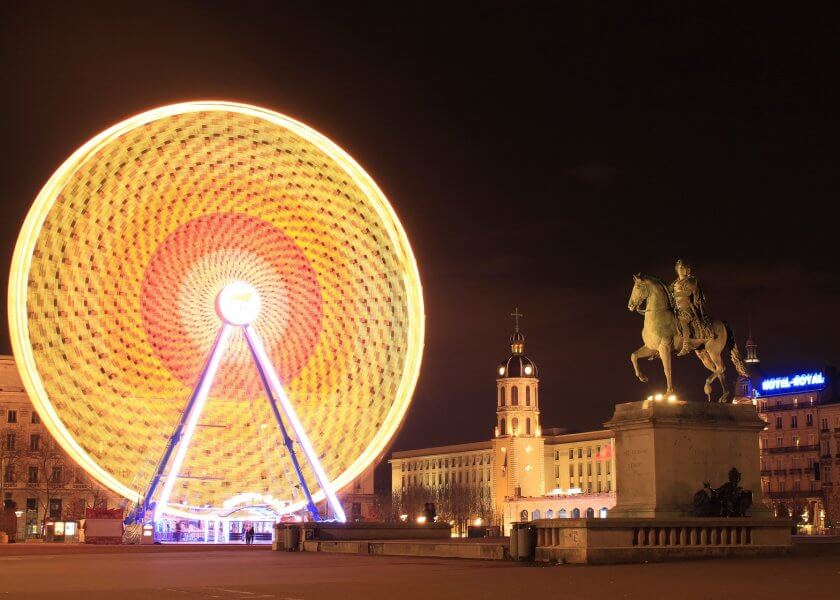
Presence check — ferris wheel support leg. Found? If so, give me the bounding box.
[151,324,234,522]
[245,334,321,521]
[243,324,347,523]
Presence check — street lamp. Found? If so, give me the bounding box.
[14,510,23,518]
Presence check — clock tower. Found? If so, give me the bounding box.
[491,309,544,518]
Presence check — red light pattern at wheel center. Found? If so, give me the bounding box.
[141,212,324,398]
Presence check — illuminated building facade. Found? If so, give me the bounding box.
[390,319,616,533]
[0,356,120,541]
[735,342,840,532]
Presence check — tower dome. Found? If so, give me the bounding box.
[497,307,538,378]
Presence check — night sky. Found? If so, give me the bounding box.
[2,4,839,459]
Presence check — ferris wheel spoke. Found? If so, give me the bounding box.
[243,324,347,522]
[154,324,234,521]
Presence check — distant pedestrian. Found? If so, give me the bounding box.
[246,525,255,545]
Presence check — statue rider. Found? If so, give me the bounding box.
[669,259,711,356]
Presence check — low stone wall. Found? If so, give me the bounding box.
[533,518,792,564]
[276,521,452,543]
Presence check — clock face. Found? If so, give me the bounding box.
[9,102,424,515]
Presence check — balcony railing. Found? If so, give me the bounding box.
[762,445,819,455]
[772,469,787,476]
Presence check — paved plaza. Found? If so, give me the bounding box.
[0,545,837,600]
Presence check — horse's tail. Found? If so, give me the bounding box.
[725,322,750,378]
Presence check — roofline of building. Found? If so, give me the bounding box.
[390,440,492,460]
[543,429,614,444]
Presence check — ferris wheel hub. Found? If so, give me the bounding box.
[216,281,261,325]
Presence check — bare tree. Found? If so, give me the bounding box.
[23,438,65,536]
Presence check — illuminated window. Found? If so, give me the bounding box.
[511,418,519,435]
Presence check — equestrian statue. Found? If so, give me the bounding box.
[627,259,749,403]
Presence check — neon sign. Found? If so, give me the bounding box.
[759,372,826,396]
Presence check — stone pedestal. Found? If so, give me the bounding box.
[605,399,770,519]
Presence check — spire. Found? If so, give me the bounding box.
[745,332,759,364]
[510,307,525,354]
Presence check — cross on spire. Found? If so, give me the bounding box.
[511,307,523,333]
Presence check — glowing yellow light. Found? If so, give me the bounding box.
[525,464,533,472]
[667,394,677,403]
[647,395,654,401]
[654,393,664,401]
[473,518,482,526]
[416,516,427,524]
[399,514,408,522]
[525,445,532,453]
[498,367,505,376]
[216,281,261,325]
[524,365,533,375]
[8,101,425,512]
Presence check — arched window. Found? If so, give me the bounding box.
[558,508,567,518]
[526,418,531,435]
[599,507,608,519]
[519,509,528,522]
[526,386,531,406]
[585,507,595,519]
[571,508,580,518]
[511,417,519,435]
[545,509,554,519]
[531,509,541,520]
[499,418,506,436]
[500,386,505,406]
[511,386,519,406]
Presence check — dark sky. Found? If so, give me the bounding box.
[2,4,839,458]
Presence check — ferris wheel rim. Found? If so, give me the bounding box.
[8,100,425,508]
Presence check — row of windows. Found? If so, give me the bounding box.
[774,414,815,429]
[759,396,816,411]
[4,433,43,451]
[520,507,609,520]
[3,464,69,484]
[498,416,533,436]
[559,462,611,477]
[498,385,537,407]
[2,410,41,424]
[554,445,610,460]
[402,469,491,488]
[760,434,818,449]
[400,454,490,472]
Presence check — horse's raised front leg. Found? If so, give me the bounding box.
[659,343,674,394]
[631,345,656,383]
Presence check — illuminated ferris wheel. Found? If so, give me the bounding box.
[8,102,424,522]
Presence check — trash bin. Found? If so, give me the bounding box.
[282,525,300,551]
[510,522,535,560]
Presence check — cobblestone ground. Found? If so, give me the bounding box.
[0,546,837,600]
